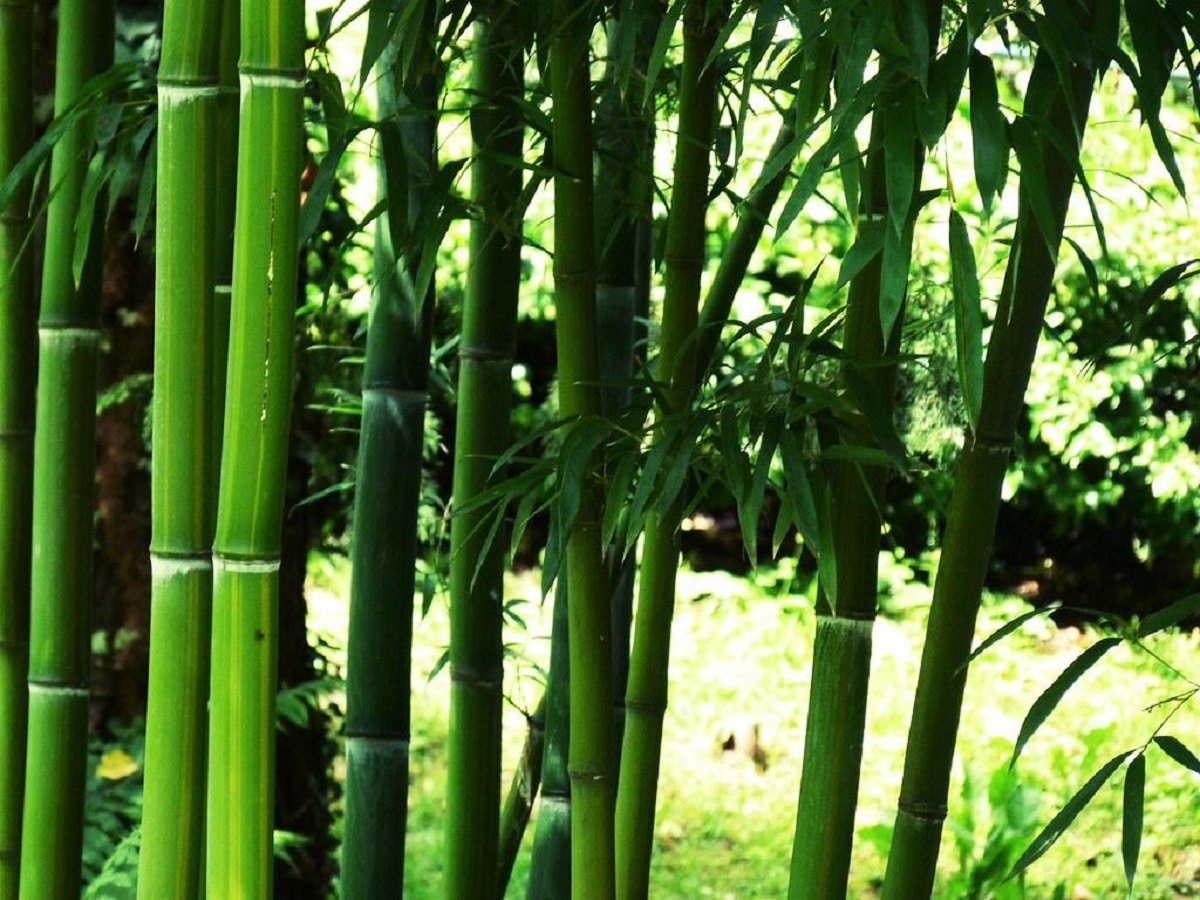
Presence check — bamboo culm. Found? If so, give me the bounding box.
[548,0,618,894]
[204,1,305,894]
[341,19,439,897]
[137,0,223,894]
[881,20,1101,896]
[18,2,113,896]
[613,6,723,897]
[0,0,34,893]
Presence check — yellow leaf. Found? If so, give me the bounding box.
[96,749,138,781]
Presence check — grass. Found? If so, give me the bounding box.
[302,553,1200,899]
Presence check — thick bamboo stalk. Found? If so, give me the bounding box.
[444,3,524,895]
[548,1,618,894]
[0,0,34,894]
[137,2,223,895]
[527,580,571,898]
[204,2,305,894]
[881,29,1098,898]
[18,3,113,896]
[614,6,720,896]
[341,25,438,899]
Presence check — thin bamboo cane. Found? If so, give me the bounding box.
[18,2,113,896]
[204,1,305,894]
[548,1,619,894]
[527,580,571,899]
[613,6,721,896]
[341,22,439,898]
[0,0,34,894]
[137,0,223,895]
[498,695,546,892]
[881,23,1100,896]
[444,3,524,895]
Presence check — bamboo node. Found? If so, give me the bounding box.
[213,554,281,574]
[150,554,213,578]
[239,69,307,91]
[896,800,947,823]
[623,697,666,715]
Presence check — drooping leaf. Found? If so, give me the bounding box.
[643,0,685,109]
[878,214,910,342]
[961,602,1062,672]
[918,23,969,148]
[1010,116,1061,257]
[1011,637,1121,764]
[884,86,916,236]
[948,210,983,428]
[836,219,885,289]
[1154,735,1200,776]
[969,50,1009,214]
[1122,753,1145,891]
[1010,752,1132,877]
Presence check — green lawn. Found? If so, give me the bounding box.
[307,558,1200,898]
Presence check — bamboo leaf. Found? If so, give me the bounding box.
[897,0,930,87]
[644,1,685,108]
[918,23,969,148]
[779,428,818,551]
[1122,753,1145,892]
[554,417,612,543]
[1010,117,1060,257]
[737,423,780,562]
[1010,752,1131,877]
[948,210,983,428]
[1137,593,1200,638]
[961,602,1062,672]
[298,127,362,248]
[884,88,915,236]
[969,50,1009,214]
[1154,736,1200,776]
[844,368,907,472]
[1011,637,1121,765]
[71,152,112,289]
[837,218,885,289]
[878,216,909,342]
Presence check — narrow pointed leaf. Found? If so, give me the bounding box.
[948,210,983,428]
[1122,754,1144,891]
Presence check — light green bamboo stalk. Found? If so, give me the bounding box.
[615,5,721,896]
[0,0,34,894]
[548,0,619,895]
[204,1,305,894]
[881,17,1102,896]
[137,1,223,895]
[444,2,525,896]
[18,3,113,896]
[341,20,439,898]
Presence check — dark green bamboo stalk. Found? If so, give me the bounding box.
[498,695,546,892]
[0,0,34,894]
[614,5,721,896]
[881,24,1101,898]
[204,1,304,894]
[18,3,113,896]
[596,0,659,760]
[443,2,524,896]
[341,21,439,898]
[548,1,619,894]
[137,0,223,895]
[527,580,571,898]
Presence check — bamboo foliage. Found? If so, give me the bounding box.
[19,2,114,896]
[137,0,223,895]
[444,1,525,894]
[342,9,440,894]
[881,5,1107,894]
[0,0,33,894]
[205,1,305,894]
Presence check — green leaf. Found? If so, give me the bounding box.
[1137,593,1200,638]
[884,88,915,236]
[1122,753,1145,892]
[643,1,685,109]
[836,219,885,289]
[969,50,1009,214]
[897,0,930,88]
[918,24,969,148]
[298,127,363,249]
[1010,752,1131,877]
[948,211,983,428]
[878,215,910,342]
[844,368,907,472]
[72,152,112,289]
[554,416,612,542]
[1154,735,1200,776]
[1010,117,1060,258]
[737,423,781,562]
[960,601,1062,672]
[779,429,818,551]
[1011,637,1120,765]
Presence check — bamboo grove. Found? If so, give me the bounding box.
[0,0,1196,897]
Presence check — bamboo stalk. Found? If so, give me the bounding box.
[527,580,571,898]
[881,23,1100,896]
[137,0,223,895]
[18,2,113,896]
[443,3,524,895]
[341,20,439,898]
[614,6,720,896]
[498,695,546,892]
[0,0,34,893]
[204,1,305,894]
[548,1,619,894]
